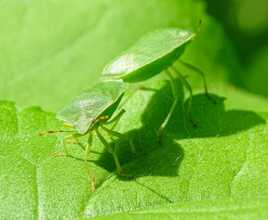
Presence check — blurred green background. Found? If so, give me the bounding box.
[206,0,268,96]
[0,0,267,110]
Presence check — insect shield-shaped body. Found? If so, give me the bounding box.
[58,80,125,135]
[102,28,195,82]
[102,28,208,139]
[57,80,127,175]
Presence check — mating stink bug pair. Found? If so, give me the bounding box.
[42,27,210,176]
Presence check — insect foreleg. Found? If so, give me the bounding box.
[106,109,126,130]
[101,125,124,139]
[39,130,73,136]
[171,66,197,128]
[52,134,74,157]
[85,132,93,164]
[101,125,136,155]
[179,60,208,95]
[157,69,179,141]
[96,128,122,174]
[84,132,96,192]
[179,60,215,103]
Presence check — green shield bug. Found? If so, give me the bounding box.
[41,80,130,179]
[102,27,211,138]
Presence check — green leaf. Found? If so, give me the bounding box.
[0,101,109,220]
[81,199,268,220]
[1,80,268,219]
[77,77,268,219]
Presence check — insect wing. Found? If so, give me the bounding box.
[102,28,195,79]
[57,81,125,134]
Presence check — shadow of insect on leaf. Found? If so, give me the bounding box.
[95,79,185,178]
[96,77,265,180]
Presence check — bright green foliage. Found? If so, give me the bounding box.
[0,101,109,220]
[82,199,268,220]
[79,78,268,219]
[102,28,195,82]
[1,0,268,220]
[1,82,268,219]
[58,81,125,134]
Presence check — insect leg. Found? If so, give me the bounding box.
[101,125,124,138]
[84,132,96,192]
[105,109,126,130]
[96,128,122,174]
[178,60,215,103]
[85,132,93,165]
[171,66,197,128]
[62,135,70,156]
[39,130,73,136]
[157,70,179,141]
[179,60,208,94]
[51,134,74,157]
[101,125,136,154]
[39,123,74,137]
[65,136,101,155]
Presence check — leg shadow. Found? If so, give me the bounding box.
[95,78,265,178]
